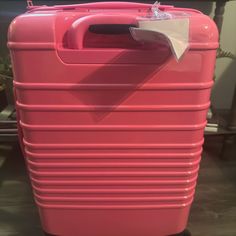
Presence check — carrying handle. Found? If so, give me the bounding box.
[77,2,173,11]
[76,2,152,10]
[67,14,138,50]
[27,1,174,12]
[27,1,151,9]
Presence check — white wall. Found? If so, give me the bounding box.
[211,1,236,110]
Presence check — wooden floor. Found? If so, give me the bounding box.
[0,136,236,236]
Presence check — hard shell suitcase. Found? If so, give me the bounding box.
[8,2,218,236]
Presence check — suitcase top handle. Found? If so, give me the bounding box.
[67,14,138,50]
[26,1,174,12]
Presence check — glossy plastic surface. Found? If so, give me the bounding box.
[8,2,218,236]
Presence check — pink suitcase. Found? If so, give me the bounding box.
[8,2,218,236]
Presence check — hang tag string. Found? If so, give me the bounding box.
[151,1,172,20]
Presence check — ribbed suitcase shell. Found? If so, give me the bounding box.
[8,2,218,236]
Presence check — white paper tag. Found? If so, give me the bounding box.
[130,18,189,60]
